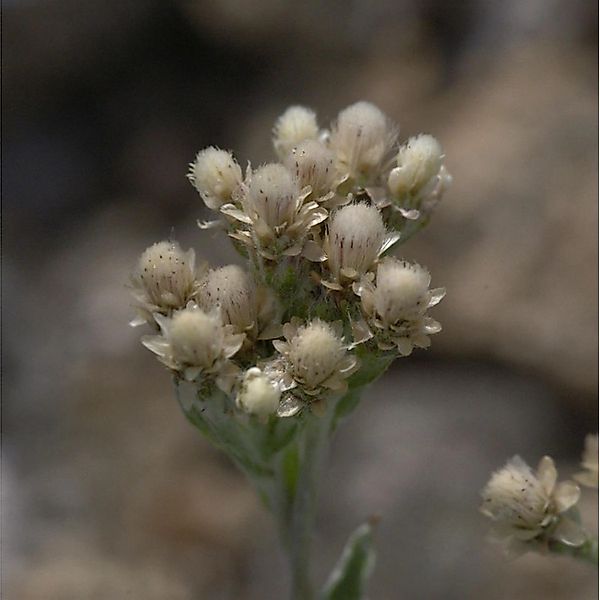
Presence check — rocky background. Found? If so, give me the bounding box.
[3,1,598,598]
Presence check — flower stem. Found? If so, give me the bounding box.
[279,413,329,600]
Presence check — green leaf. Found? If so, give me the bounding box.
[319,521,376,600]
[348,348,394,388]
[186,404,274,478]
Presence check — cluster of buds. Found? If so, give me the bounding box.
[131,101,451,418]
[480,437,598,557]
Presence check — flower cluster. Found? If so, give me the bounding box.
[131,101,451,418]
[480,455,586,555]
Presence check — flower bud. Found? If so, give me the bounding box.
[388,134,443,197]
[168,307,226,370]
[237,367,281,417]
[330,101,396,180]
[273,106,319,159]
[327,202,386,280]
[284,139,336,198]
[188,147,242,210]
[286,320,347,388]
[248,163,298,229]
[197,265,256,334]
[480,456,582,544]
[481,456,550,530]
[373,259,431,324]
[355,257,445,355]
[142,305,245,385]
[134,240,197,312]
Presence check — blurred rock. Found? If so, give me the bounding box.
[409,43,598,398]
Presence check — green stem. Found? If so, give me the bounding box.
[279,413,329,600]
[549,537,599,566]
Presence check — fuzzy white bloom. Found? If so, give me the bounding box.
[356,258,445,355]
[388,134,443,197]
[574,434,599,489]
[168,308,225,369]
[197,265,256,334]
[323,202,396,287]
[273,106,320,159]
[284,139,337,200]
[142,304,244,389]
[480,456,583,548]
[130,240,201,326]
[237,367,281,417]
[287,320,346,387]
[247,163,299,229]
[188,147,242,210]
[273,318,358,397]
[224,162,327,260]
[330,101,396,182]
[373,259,432,323]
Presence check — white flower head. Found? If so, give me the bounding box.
[273,106,319,159]
[574,434,599,489]
[330,101,397,183]
[283,139,337,200]
[236,367,281,417]
[323,202,396,288]
[188,147,243,210]
[130,240,201,326]
[142,304,244,390]
[387,134,451,217]
[355,257,445,355]
[247,163,299,230]
[273,318,358,397]
[372,259,431,323]
[480,456,583,547]
[168,307,225,369]
[197,265,256,335]
[388,134,443,196]
[224,162,327,260]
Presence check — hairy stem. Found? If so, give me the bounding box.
[278,413,329,600]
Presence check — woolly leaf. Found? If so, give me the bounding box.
[319,521,376,600]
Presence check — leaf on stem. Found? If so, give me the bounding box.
[319,520,377,600]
